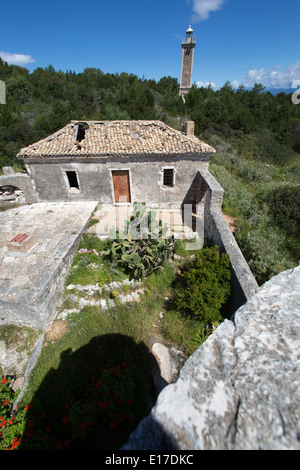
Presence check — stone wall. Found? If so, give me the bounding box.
[200,169,258,312]
[123,265,300,450]
[24,156,209,207]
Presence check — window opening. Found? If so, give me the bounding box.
[66,171,79,189]
[163,168,174,187]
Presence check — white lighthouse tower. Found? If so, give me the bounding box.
[179,25,196,100]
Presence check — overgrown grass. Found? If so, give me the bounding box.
[65,234,127,286]
[0,325,41,377]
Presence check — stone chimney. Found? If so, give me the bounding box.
[186,121,195,137]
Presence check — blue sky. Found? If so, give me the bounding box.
[0,0,299,90]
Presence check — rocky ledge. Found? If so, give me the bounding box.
[123,265,300,450]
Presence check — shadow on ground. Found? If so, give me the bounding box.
[18,334,164,450]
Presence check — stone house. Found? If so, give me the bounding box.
[16,120,215,208]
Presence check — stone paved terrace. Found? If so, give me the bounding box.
[87,205,203,241]
[0,201,97,330]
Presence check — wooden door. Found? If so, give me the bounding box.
[112,170,131,203]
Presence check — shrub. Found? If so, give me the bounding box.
[172,245,231,324]
[257,184,300,240]
[235,223,295,285]
[256,129,297,166]
[0,362,144,450]
[68,362,136,449]
[0,376,27,450]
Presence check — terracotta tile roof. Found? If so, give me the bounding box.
[17,120,215,159]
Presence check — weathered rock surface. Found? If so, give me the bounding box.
[124,266,300,450]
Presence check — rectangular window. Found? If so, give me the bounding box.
[163,168,174,187]
[65,170,79,190]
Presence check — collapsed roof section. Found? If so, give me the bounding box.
[17,120,215,159]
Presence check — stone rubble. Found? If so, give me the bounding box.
[0,185,26,206]
[58,277,145,319]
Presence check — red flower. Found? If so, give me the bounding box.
[3,399,9,406]
[27,428,34,438]
[96,381,100,388]
[62,415,68,424]
[64,439,71,447]
[81,422,86,429]
[119,399,124,404]
[41,412,46,419]
[101,400,109,410]
[11,438,19,449]
[45,426,51,433]
[119,415,126,423]
[1,378,7,384]
[88,420,93,427]
[122,361,127,367]
[110,422,115,429]
[28,419,34,427]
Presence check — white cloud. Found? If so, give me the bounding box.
[0,51,36,66]
[196,80,217,89]
[230,80,240,89]
[242,61,300,89]
[191,0,227,21]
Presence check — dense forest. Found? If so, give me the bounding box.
[0,58,299,284]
